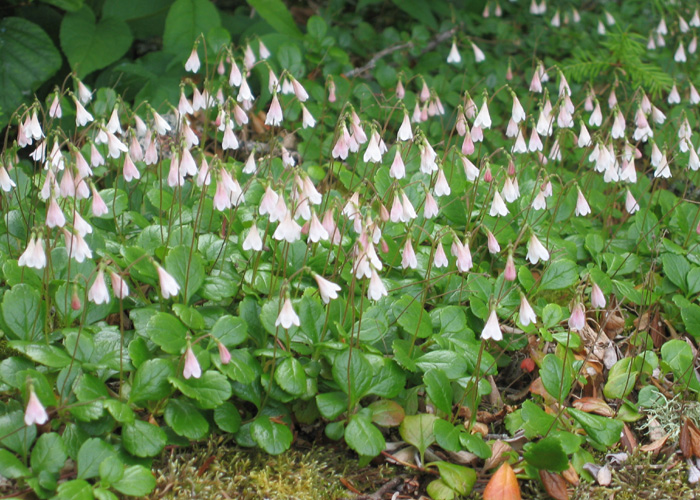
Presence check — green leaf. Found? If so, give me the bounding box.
[112,465,156,496]
[122,420,166,457]
[681,303,700,342]
[163,0,221,55]
[367,359,406,398]
[426,479,455,500]
[0,449,30,479]
[661,339,700,393]
[368,400,405,427]
[2,284,44,341]
[164,399,209,440]
[389,0,437,30]
[99,456,124,485]
[523,437,569,472]
[424,369,453,415]
[172,304,205,330]
[662,254,690,293]
[399,414,438,462]
[30,433,67,475]
[165,245,205,304]
[459,433,492,459]
[307,15,327,39]
[169,370,232,409]
[0,18,61,129]
[433,461,476,496]
[77,438,116,479]
[542,304,563,329]
[247,0,302,38]
[103,399,134,423]
[332,349,373,407]
[274,357,307,396]
[433,419,461,453]
[251,416,293,455]
[145,312,187,354]
[130,358,175,402]
[604,357,639,399]
[214,402,241,433]
[60,6,133,78]
[394,294,432,339]
[538,259,578,291]
[345,413,385,458]
[316,391,348,420]
[211,315,247,347]
[56,479,94,500]
[8,341,71,368]
[521,400,557,438]
[568,408,623,447]
[415,351,467,379]
[541,354,572,403]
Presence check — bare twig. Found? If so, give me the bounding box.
[343,27,459,79]
[348,476,404,500]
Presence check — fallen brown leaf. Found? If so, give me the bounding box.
[572,397,614,417]
[561,463,579,486]
[679,416,700,459]
[639,433,670,453]
[539,470,569,500]
[483,461,521,500]
[620,424,638,453]
[483,440,513,471]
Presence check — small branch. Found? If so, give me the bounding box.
[343,27,458,79]
[350,476,404,500]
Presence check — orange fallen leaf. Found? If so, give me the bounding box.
[680,416,700,459]
[572,397,614,417]
[639,433,669,453]
[539,470,569,500]
[483,461,521,500]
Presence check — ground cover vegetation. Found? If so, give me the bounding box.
[1,0,700,498]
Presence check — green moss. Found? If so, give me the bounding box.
[149,437,398,500]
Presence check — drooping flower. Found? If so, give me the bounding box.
[481,309,503,341]
[185,46,201,73]
[276,297,300,329]
[155,264,180,299]
[397,112,413,141]
[519,295,537,326]
[273,212,302,243]
[218,342,231,364]
[18,234,46,269]
[46,197,66,228]
[401,238,418,270]
[489,191,509,217]
[504,253,516,281]
[367,268,388,301]
[568,302,586,331]
[265,93,283,126]
[110,271,129,299]
[575,188,591,216]
[88,268,110,305]
[24,386,48,426]
[591,282,606,309]
[314,274,341,304]
[434,241,448,268]
[446,41,461,64]
[183,346,202,379]
[526,233,550,264]
[486,229,500,254]
[451,238,472,272]
[242,224,263,251]
[389,150,405,179]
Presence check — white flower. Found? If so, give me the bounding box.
[24,388,48,426]
[265,94,283,126]
[314,274,341,304]
[519,296,537,326]
[446,41,461,64]
[18,235,46,269]
[489,191,509,217]
[273,212,302,243]
[397,113,413,141]
[183,347,202,379]
[275,298,300,329]
[433,242,448,268]
[575,188,591,216]
[152,110,171,135]
[526,234,550,264]
[472,42,485,62]
[0,166,16,192]
[110,272,129,299]
[156,264,180,299]
[434,169,451,197]
[74,100,93,127]
[243,225,263,251]
[367,268,388,301]
[473,100,492,129]
[481,310,503,341]
[301,105,316,128]
[88,269,110,305]
[185,47,200,73]
[625,190,639,214]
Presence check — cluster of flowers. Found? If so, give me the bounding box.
[9,2,700,425]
